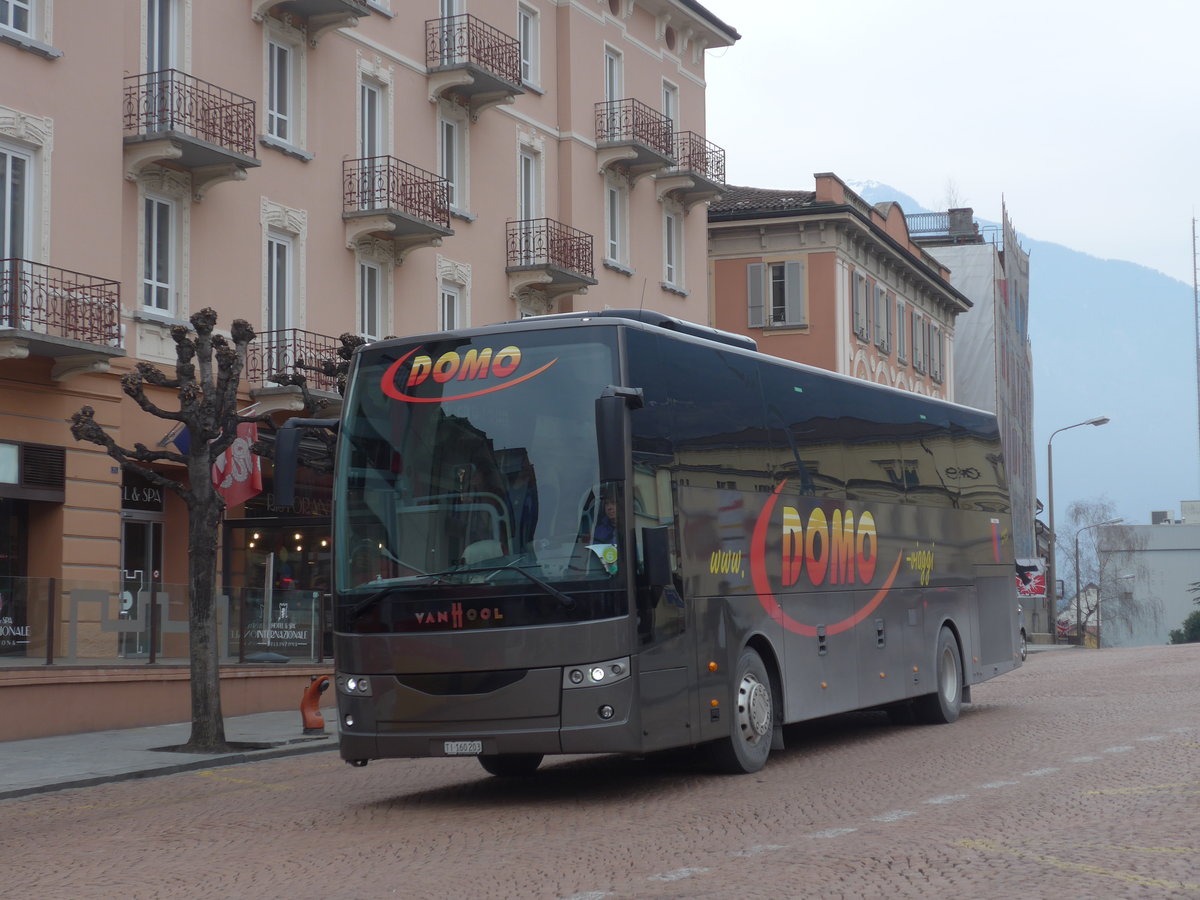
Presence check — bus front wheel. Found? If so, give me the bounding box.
[914,627,962,725]
[710,647,774,774]
[478,753,543,777]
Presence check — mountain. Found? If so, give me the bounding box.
[850,182,1198,525]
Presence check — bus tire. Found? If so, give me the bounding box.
[914,627,962,725]
[478,753,543,777]
[709,646,774,774]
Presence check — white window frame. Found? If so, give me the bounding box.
[440,281,462,331]
[263,23,306,154]
[358,260,382,341]
[661,79,679,129]
[873,283,888,350]
[517,3,539,87]
[440,109,468,212]
[604,46,623,103]
[359,79,384,159]
[748,260,805,328]
[663,206,682,288]
[896,299,907,363]
[518,147,540,220]
[1,0,33,36]
[0,142,32,260]
[852,272,868,340]
[266,39,292,142]
[604,176,628,267]
[266,232,293,333]
[142,193,176,313]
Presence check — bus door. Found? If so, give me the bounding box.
[631,457,693,752]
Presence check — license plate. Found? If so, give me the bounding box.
[444,740,483,755]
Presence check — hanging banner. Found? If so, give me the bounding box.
[1015,558,1047,599]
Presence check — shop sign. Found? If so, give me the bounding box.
[122,470,165,512]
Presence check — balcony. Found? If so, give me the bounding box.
[342,157,454,261]
[505,219,597,304]
[656,131,726,210]
[123,70,260,199]
[426,14,524,118]
[0,260,124,381]
[595,99,675,182]
[252,0,371,44]
[246,328,345,414]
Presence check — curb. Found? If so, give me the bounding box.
[0,734,337,801]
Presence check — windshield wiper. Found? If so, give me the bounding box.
[457,561,577,611]
[347,573,447,620]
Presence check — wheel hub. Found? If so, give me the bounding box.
[739,674,771,738]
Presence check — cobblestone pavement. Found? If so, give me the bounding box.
[4,644,1199,900]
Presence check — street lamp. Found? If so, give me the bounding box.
[1046,416,1109,641]
[1074,518,1122,646]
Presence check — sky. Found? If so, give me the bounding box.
[698,0,1200,286]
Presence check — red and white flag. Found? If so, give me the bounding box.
[212,423,262,509]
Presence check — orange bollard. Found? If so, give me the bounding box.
[301,675,332,735]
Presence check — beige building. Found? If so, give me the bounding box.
[0,0,736,713]
[707,174,970,401]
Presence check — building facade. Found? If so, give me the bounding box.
[907,204,1036,559]
[0,0,736,666]
[707,174,970,401]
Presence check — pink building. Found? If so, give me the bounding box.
[0,0,736,728]
[707,173,969,400]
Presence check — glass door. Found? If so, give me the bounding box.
[121,518,163,657]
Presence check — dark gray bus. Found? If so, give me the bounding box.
[292,310,1020,776]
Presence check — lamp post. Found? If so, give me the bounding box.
[1046,416,1109,641]
[1074,518,1121,646]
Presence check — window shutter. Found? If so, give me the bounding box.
[747,263,764,328]
[784,260,804,325]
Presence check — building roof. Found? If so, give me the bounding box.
[709,185,817,218]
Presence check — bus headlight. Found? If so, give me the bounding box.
[562,657,631,689]
[337,674,373,696]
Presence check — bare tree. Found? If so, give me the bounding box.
[70,309,264,752]
[1060,497,1158,646]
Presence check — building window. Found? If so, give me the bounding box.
[266,233,293,332]
[852,273,868,341]
[517,4,539,86]
[440,113,467,211]
[266,40,292,142]
[663,208,682,287]
[604,47,622,102]
[359,79,384,158]
[604,177,628,267]
[873,284,889,351]
[662,79,678,128]
[896,300,907,363]
[440,282,461,331]
[912,310,926,374]
[1,144,30,259]
[359,261,381,340]
[1,0,32,35]
[142,195,174,312]
[748,260,805,328]
[930,325,943,382]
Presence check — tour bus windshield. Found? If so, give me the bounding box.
[333,329,623,628]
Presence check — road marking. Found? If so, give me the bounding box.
[648,868,709,882]
[925,794,968,805]
[731,845,787,857]
[1136,735,1166,742]
[1069,756,1100,763]
[1084,781,1200,796]
[1024,767,1060,776]
[955,839,1200,891]
[1103,745,1135,753]
[808,828,858,839]
[870,810,916,823]
[561,893,612,900]
[979,780,1019,789]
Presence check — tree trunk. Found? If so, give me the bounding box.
[184,460,230,752]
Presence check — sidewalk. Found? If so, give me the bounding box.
[0,709,337,801]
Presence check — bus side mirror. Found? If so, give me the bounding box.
[273,417,339,508]
[595,386,643,484]
[642,525,671,587]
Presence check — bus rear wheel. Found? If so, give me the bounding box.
[914,627,962,725]
[710,647,774,774]
[478,753,543,777]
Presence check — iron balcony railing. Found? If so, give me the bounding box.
[343,156,451,231]
[595,98,675,159]
[506,218,595,281]
[123,69,257,159]
[426,14,522,86]
[671,131,726,184]
[905,212,951,235]
[246,328,344,394]
[0,259,122,348]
